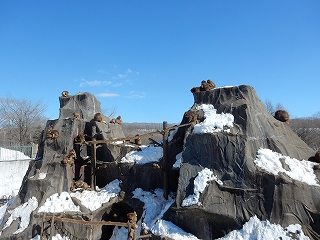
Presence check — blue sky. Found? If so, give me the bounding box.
[0,1,319,123]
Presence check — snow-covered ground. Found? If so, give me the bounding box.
[0,104,317,239]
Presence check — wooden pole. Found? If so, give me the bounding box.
[163,121,169,199]
[50,214,55,240]
[91,126,97,191]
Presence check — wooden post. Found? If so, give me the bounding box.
[163,121,169,200]
[91,126,97,191]
[50,214,55,239]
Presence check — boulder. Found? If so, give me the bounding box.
[163,85,319,239]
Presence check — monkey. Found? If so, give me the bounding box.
[93,112,103,122]
[127,211,138,229]
[46,126,60,139]
[115,116,122,124]
[183,110,198,124]
[206,79,216,90]
[61,149,76,165]
[70,180,89,192]
[190,86,201,93]
[274,110,290,123]
[61,91,69,97]
[110,116,123,124]
[191,79,216,93]
[73,112,80,120]
[74,134,85,144]
[315,151,320,163]
[134,135,142,145]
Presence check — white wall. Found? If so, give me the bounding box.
[0,160,30,198]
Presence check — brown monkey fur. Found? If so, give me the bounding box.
[74,134,85,144]
[274,110,290,123]
[61,91,69,97]
[110,116,122,124]
[46,126,60,139]
[73,112,80,120]
[315,151,320,163]
[127,211,138,229]
[61,149,76,165]
[183,110,198,123]
[191,79,216,93]
[93,112,103,122]
[134,135,142,145]
[70,180,89,192]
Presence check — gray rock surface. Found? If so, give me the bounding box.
[164,85,320,239]
[1,86,319,240]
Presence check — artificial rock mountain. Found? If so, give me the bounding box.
[0,85,319,240]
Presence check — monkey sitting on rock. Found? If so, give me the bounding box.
[73,112,81,120]
[46,126,60,139]
[61,91,69,97]
[274,110,290,123]
[70,180,90,192]
[110,116,123,125]
[61,149,76,165]
[191,79,216,93]
[93,112,103,122]
[74,134,86,144]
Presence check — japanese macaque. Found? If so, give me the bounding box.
[61,91,69,97]
[74,134,85,144]
[274,110,290,123]
[110,116,122,124]
[73,112,80,120]
[315,151,320,163]
[134,135,142,145]
[191,79,216,93]
[70,180,89,192]
[183,110,198,124]
[46,126,60,139]
[61,149,76,165]
[190,86,201,93]
[127,211,138,229]
[93,112,103,122]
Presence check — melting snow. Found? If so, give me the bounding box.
[70,179,121,211]
[193,104,234,134]
[38,192,80,213]
[255,148,319,186]
[1,197,38,235]
[121,145,163,164]
[182,168,222,207]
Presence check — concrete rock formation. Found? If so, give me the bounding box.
[1,86,319,240]
[163,85,319,239]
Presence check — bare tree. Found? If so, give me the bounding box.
[0,95,47,146]
[264,99,286,116]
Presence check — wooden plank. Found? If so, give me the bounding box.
[43,215,131,227]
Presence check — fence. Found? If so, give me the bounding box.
[0,145,34,161]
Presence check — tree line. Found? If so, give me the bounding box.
[0,95,319,152]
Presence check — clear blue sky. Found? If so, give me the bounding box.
[0,1,319,123]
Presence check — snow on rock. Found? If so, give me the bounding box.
[70,179,121,211]
[255,148,319,186]
[1,197,38,235]
[173,152,182,168]
[31,233,70,240]
[132,188,174,231]
[193,104,234,134]
[121,145,163,164]
[38,192,80,213]
[217,215,310,240]
[182,168,222,207]
[152,219,201,240]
